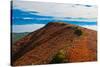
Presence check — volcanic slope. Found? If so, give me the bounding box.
[11,22,97,66]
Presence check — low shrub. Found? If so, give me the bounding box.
[50,50,66,63]
[74,29,83,36]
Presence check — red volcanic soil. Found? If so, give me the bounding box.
[11,22,97,66]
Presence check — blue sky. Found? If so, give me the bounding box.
[12,1,98,33]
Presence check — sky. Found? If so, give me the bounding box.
[12,1,98,33]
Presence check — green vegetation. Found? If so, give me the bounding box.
[74,29,83,36]
[50,49,66,63]
[67,26,83,36]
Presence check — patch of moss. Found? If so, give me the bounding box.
[74,29,83,36]
[50,49,66,64]
[66,26,83,36]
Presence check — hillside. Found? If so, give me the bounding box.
[11,22,97,66]
[12,32,29,43]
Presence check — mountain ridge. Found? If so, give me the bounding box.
[11,22,97,66]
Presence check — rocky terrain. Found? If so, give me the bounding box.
[11,22,97,66]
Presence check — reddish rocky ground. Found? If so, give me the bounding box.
[11,22,97,66]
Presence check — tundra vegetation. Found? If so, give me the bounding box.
[50,49,66,63]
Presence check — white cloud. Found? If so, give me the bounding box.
[13,1,98,18]
[22,17,53,20]
[23,17,33,19]
[12,24,45,33]
[53,17,97,22]
[12,24,97,33]
[80,25,97,31]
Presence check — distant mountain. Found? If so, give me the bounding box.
[12,32,29,43]
[11,22,97,66]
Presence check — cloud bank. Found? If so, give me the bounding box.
[13,1,97,18]
[12,24,45,33]
[12,24,97,33]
